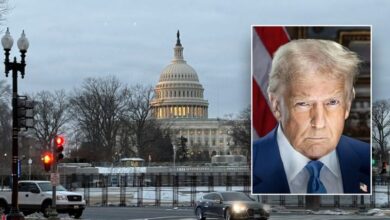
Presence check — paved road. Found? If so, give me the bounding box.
[80,207,194,220]
[70,207,390,220]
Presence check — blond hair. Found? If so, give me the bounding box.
[267,39,360,100]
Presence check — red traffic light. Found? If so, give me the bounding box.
[55,135,65,146]
[42,152,53,172]
[55,135,65,161]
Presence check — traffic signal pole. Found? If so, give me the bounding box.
[48,138,59,220]
[7,59,25,220]
[47,135,64,220]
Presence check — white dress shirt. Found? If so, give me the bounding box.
[277,125,344,193]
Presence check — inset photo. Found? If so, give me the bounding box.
[251,26,371,194]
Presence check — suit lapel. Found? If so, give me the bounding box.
[336,136,361,193]
[253,127,290,193]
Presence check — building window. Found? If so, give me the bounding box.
[159,108,163,118]
[182,106,187,116]
[212,139,216,146]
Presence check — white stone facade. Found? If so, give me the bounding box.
[161,118,234,155]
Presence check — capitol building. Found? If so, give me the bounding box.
[151,31,238,156]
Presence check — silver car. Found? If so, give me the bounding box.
[194,191,270,220]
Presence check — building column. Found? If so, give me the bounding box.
[209,128,212,148]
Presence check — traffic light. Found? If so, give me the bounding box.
[42,152,53,172]
[16,95,34,129]
[55,135,65,161]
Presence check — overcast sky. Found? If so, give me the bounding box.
[1,0,389,118]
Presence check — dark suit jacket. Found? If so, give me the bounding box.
[252,127,371,194]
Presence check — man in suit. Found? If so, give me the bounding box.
[252,39,370,194]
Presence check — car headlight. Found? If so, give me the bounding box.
[232,203,246,213]
[262,204,271,212]
[56,195,68,201]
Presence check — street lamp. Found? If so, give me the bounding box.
[1,153,7,189]
[173,144,176,170]
[2,27,29,220]
[28,158,32,180]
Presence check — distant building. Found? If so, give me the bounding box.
[151,31,241,156]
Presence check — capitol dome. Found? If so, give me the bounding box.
[151,31,209,119]
[159,63,199,82]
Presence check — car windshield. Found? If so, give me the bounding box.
[37,182,67,191]
[221,192,253,201]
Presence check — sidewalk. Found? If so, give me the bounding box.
[271,206,390,217]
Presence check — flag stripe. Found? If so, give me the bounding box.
[252,30,272,99]
[252,78,277,137]
[252,26,290,137]
[254,27,290,57]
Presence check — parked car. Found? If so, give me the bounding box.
[0,180,86,218]
[194,191,270,220]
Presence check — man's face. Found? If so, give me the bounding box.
[270,73,351,160]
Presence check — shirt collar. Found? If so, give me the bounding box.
[277,124,340,183]
[318,149,340,178]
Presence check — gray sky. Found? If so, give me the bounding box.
[1,0,389,118]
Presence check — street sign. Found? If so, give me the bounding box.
[50,173,60,186]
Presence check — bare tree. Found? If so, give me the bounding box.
[373,99,390,162]
[0,0,9,28]
[30,90,70,151]
[0,80,11,157]
[117,84,173,162]
[69,76,128,161]
[229,106,251,157]
[121,84,159,156]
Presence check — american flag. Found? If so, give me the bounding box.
[252,26,290,138]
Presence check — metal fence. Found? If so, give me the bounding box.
[1,174,389,209]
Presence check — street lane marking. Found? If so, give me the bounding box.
[128,216,196,220]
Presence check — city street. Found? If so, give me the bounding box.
[66,207,390,220]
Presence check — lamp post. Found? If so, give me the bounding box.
[2,27,29,220]
[1,153,6,189]
[28,158,32,180]
[173,144,176,170]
